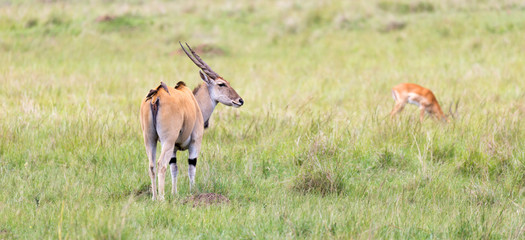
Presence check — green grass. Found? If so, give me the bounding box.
[1,0,525,239]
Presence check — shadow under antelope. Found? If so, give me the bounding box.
[140,42,244,201]
[390,83,457,122]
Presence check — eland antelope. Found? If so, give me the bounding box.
[390,83,452,122]
[140,42,243,200]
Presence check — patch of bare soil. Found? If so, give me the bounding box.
[0,229,11,237]
[173,44,225,56]
[380,20,407,33]
[96,15,115,22]
[183,193,230,207]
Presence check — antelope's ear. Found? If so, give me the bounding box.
[199,70,214,85]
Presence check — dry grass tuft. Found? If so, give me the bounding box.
[293,168,344,196]
[292,133,344,196]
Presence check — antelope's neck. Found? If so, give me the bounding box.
[193,84,217,125]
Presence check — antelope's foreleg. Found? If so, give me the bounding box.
[170,149,178,195]
[157,143,175,201]
[390,102,406,118]
[188,142,201,192]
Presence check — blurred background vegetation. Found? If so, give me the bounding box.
[0,0,524,238]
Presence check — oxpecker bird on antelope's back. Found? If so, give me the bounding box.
[390,83,453,122]
[139,42,243,201]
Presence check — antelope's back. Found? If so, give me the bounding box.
[393,83,437,101]
[140,83,204,142]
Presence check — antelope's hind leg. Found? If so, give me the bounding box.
[157,141,175,201]
[143,136,158,201]
[170,149,178,195]
[188,142,202,192]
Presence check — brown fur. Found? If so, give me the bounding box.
[175,81,186,89]
[146,82,170,101]
[141,42,244,201]
[141,83,203,150]
[140,83,204,200]
[150,97,159,131]
[390,83,447,122]
[146,82,172,131]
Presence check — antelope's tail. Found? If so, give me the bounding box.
[150,98,159,132]
[145,82,170,135]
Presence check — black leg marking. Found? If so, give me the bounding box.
[188,158,197,167]
[169,157,177,164]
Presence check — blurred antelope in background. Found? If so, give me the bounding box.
[140,42,243,200]
[390,83,456,122]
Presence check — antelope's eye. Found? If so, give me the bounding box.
[218,83,226,87]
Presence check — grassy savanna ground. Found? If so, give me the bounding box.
[1,0,525,238]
